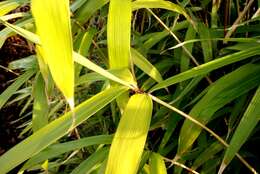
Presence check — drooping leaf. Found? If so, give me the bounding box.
[105,94,153,174]
[31,0,74,107]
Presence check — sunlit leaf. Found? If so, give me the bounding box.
[31,0,74,107]
[105,94,153,174]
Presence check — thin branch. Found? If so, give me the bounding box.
[164,157,200,174]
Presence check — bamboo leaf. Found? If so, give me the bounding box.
[0,18,34,48]
[0,69,35,109]
[180,24,196,72]
[108,0,131,69]
[218,85,260,174]
[105,94,153,174]
[0,18,136,90]
[150,47,260,92]
[132,0,193,26]
[177,64,260,155]
[74,52,136,89]
[22,135,112,170]
[131,48,163,83]
[0,0,20,16]
[197,22,213,62]
[75,0,109,24]
[150,153,167,174]
[71,147,109,174]
[0,86,128,173]
[192,142,223,170]
[32,74,49,132]
[0,18,40,44]
[8,55,37,70]
[31,0,74,107]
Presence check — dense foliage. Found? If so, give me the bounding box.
[0,0,260,174]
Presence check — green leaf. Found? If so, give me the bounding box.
[132,0,193,26]
[108,0,131,69]
[31,0,74,107]
[71,147,109,174]
[0,0,20,16]
[0,18,40,45]
[131,48,163,83]
[32,74,49,132]
[177,64,260,155]
[0,69,35,109]
[180,24,196,72]
[192,142,223,170]
[218,85,260,173]
[74,52,136,89]
[8,55,37,70]
[150,47,260,92]
[22,135,112,170]
[150,153,167,174]
[0,86,128,173]
[105,94,153,174]
[75,0,109,24]
[0,18,33,48]
[0,18,136,89]
[197,22,213,62]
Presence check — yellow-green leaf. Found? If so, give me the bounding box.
[131,48,163,83]
[150,153,167,174]
[108,0,131,69]
[132,0,193,26]
[32,74,49,132]
[0,0,20,16]
[31,0,74,107]
[105,94,153,174]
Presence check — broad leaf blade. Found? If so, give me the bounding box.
[105,94,153,174]
[0,86,128,173]
[31,0,74,106]
[108,0,131,69]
